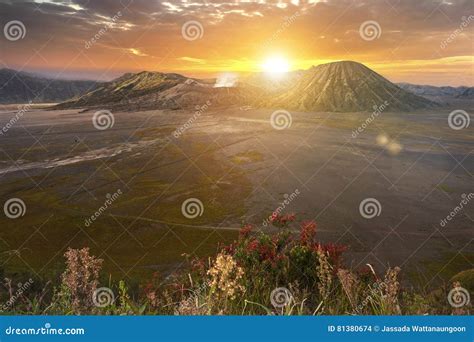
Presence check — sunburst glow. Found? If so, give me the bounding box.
[261,56,290,74]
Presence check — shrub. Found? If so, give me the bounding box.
[0,217,470,315]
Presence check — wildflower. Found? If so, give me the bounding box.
[270,213,296,226]
[174,282,210,315]
[337,269,359,308]
[317,243,348,272]
[207,253,245,300]
[381,266,401,314]
[316,246,332,299]
[239,224,253,239]
[300,221,317,246]
[356,264,377,281]
[61,247,103,312]
[142,272,161,308]
[450,281,471,315]
[222,243,236,255]
[245,239,259,253]
[175,297,208,315]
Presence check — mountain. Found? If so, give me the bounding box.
[397,83,470,99]
[55,61,437,113]
[268,61,435,112]
[55,71,262,111]
[456,87,474,99]
[0,68,98,104]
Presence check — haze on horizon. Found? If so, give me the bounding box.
[0,0,472,86]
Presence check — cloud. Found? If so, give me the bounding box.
[0,0,471,85]
[178,57,206,64]
[127,48,148,57]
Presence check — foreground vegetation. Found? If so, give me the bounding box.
[1,217,471,315]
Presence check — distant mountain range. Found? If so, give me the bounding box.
[0,68,98,104]
[457,87,474,99]
[397,83,473,100]
[1,62,471,111]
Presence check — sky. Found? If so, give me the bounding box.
[0,0,472,86]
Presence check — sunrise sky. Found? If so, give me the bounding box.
[0,0,472,86]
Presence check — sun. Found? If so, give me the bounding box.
[261,56,290,74]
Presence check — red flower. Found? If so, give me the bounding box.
[222,243,235,254]
[246,239,259,253]
[258,244,276,261]
[316,242,348,271]
[300,220,317,246]
[270,213,296,226]
[356,265,378,280]
[239,224,253,239]
[190,257,206,274]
